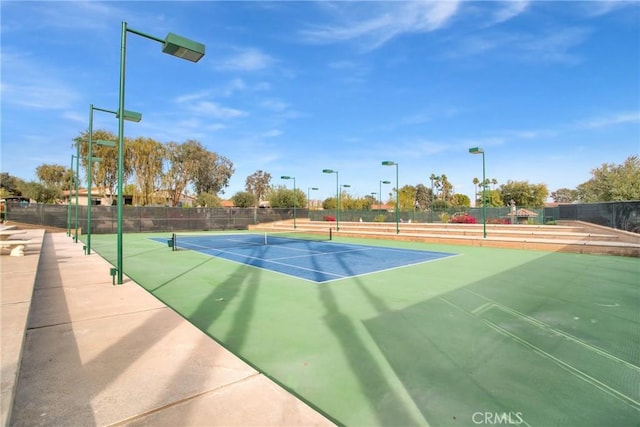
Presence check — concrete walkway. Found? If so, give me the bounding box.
[1,230,333,426]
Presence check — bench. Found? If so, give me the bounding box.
[0,240,31,256]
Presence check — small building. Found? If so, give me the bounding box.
[514,208,539,224]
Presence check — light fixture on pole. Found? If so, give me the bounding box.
[281,176,297,229]
[307,187,318,218]
[115,21,205,284]
[382,161,399,234]
[468,147,487,238]
[379,180,391,211]
[322,169,339,231]
[87,105,140,255]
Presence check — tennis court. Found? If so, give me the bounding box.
[151,231,457,283]
[89,231,640,426]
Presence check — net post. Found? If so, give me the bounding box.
[329,227,332,241]
[172,233,176,251]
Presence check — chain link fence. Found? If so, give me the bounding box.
[4,201,639,233]
[4,203,305,233]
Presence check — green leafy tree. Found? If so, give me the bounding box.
[415,184,430,210]
[130,137,165,206]
[551,188,579,203]
[440,174,453,201]
[576,155,640,202]
[451,193,471,207]
[75,130,130,205]
[0,173,24,196]
[398,185,417,210]
[196,192,222,208]
[35,164,68,190]
[17,181,58,203]
[267,186,306,208]
[499,180,548,208]
[245,170,272,207]
[231,191,256,208]
[193,151,234,196]
[322,197,337,210]
[164,140,206,207]
[486,189,504,207]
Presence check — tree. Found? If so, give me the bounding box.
[485,189,504,207]
[499,180,548,208]
[576,155,640,202]
[398,185,417,210]
[231,191,256,208]
[163,140,206,207]
[430,174,442,200]
[245,170,272,207]
[130,137,164,206]
[0,173,24,196]
[414,184,430,210]
[322,197,337,210]
[551,188,579,203]
[75,130,130,205]
[472,177,479,204]
[193,151,234,196]
[267,186,306,208]
[196,192,222,208]
[36,164,69,191]
[439,174,453,201]
[17,181,58,203]
[451,193,471,207]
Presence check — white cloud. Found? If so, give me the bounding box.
[446,27,591,64]
[301,1,460,50]
[216,48,274,71]
[583,0,638,17]
[192,101,248,119]
[491,0,529,25]
[575,112,640,129]
[262,129,282,138]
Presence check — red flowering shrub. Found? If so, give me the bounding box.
[450,213,477,224]
[323,215,336,222]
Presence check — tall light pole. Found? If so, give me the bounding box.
[307,187,318,218]
[86,105,140,255]
[379,180,391,211]
[74,145,80,243]
[382,161,399,234]
[469,147,487,238]
[281,176,297,229]
[322,169,339,231]
[115,21,205,284]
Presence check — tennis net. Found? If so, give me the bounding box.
[172,229,331,251]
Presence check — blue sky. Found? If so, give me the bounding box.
[1,1,638,203]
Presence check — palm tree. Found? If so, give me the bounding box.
[472,177,479,206]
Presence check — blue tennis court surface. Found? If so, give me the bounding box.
[151,233,457,283]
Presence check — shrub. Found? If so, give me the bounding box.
[373,214,387,222]
[439,212,450,223]
[322,215,336,222]
[450,212,477,224]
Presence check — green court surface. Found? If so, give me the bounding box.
[89,232,640,426]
